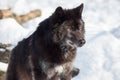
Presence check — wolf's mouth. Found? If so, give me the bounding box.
[66,40,77,49]
[59,40,76,53]
[66,38,86,47]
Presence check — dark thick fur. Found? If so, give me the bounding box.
[7,4,85,80]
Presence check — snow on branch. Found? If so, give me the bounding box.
[0,43,11,50]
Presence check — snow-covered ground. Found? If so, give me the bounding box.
[0,0,120,80]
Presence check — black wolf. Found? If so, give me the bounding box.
[7,3,85,80]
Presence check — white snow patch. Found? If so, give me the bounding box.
[0,18,29,45]
[0,62,8,72]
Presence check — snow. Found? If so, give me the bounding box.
[0,18,29,45]
[74,32,120,80]
[0,62,8,72]
[0,0,120,80]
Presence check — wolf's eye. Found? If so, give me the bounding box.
[71,26,78,31]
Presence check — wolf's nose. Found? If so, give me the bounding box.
[78,39,86,47]
[81,39,86,45]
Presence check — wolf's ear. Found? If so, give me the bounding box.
[55,6,64,18]
[74,3,84,18]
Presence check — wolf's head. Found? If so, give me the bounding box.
[37,4,85,54]
[48,4,85,53]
